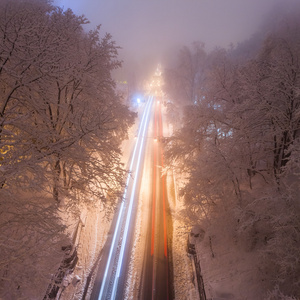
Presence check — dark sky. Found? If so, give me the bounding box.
[53,0,291,81]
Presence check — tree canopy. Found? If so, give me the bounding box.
[164,4,300,298]
[0,0,135,298]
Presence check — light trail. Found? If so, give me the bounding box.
[151,99,169,300]
[159,101,168,258]
[111,95,153,298]
[97,95,153,300]
[151,100,158,300]
[159,100,169,299]
[151,100,157,256]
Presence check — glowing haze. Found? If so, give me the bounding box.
[53,0,293,81]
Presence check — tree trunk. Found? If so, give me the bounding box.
[53,158,61,203]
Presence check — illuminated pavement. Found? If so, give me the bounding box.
[90,95,172,300]
[139,98,171,300]
[90,96,153,300]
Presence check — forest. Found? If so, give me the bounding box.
[1,0,300,299]
[0,0,134,298]
[163,3,300,299]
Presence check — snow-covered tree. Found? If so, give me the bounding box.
[163,42,208,128]
[164,6,300,298]
[0,0,135,204]
[0,0,135,298]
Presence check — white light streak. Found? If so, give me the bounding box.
[111,95,153,298]
[98,95,153,300]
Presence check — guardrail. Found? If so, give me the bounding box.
[187,232,207,300]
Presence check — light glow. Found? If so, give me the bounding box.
[111,95,153,298]
[98,96,153,300]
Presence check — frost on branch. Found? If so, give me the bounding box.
[164,5,300,298]
[0,0,134,298]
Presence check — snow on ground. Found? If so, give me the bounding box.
[60,100,199,300]
[196,238,262,300]
[163,102,199,300]
[60,205,111,300]
[60,105,141,299]
[162,101,268,300]
[167,170,199,300]
[193,199,271,300]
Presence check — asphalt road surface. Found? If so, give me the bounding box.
[139,99,172,300]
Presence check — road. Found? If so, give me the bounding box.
[139,98,172,300]
[90,96,172,300]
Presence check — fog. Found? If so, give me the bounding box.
[53,0,294,81]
